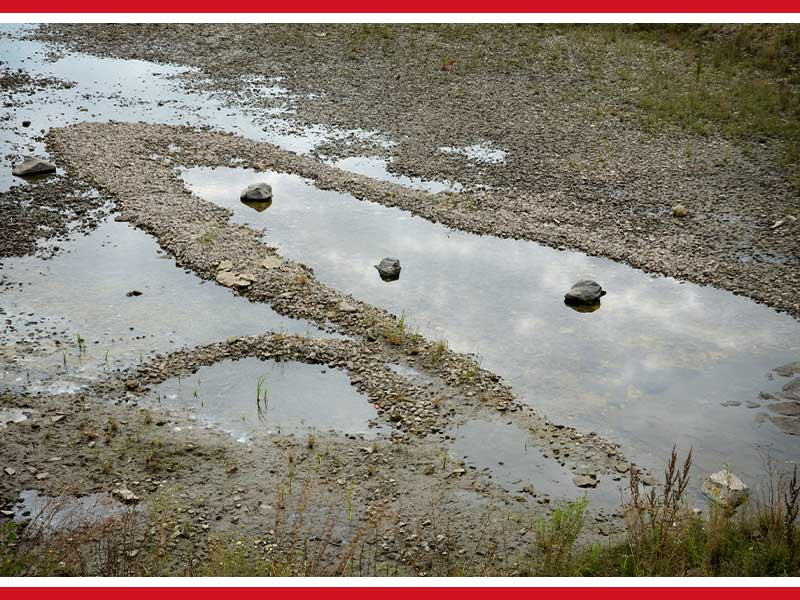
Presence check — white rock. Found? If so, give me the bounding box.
[703,469,749,508]
[112,485,140,504]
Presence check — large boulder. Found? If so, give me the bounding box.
[12,156,56,177]
[564,280,606,305]
[702,469,749,509]
[240,183,273,202]
[375,257,401,281]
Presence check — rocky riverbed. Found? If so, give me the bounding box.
[2,23,799,576]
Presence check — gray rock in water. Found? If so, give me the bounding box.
[375,257,401,281]
[564,280,606,305]
[782,377,800,401]
[240,183,273,202]
[12,156,56,177]
[573,474,598,488]
[768,401,800,416]
[703,469,749,508]
[774,361,800,377]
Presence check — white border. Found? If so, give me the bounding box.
[0,13,799,22]
[2,576,800,585]
[1,13,799,586]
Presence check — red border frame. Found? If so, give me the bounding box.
[3,0,800,12]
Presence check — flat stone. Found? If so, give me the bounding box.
[216,271,250,288]
[782,378,800,401]
[573,474,598,488]
[770,416,800,435]
[259,256,283,269]
[338,301,359,313]
[768,401,800,417]
[774,361,800,377]
[564,280,606,305]
[4,467,16,476]
[217,259,234,272]
[12,156,56,177]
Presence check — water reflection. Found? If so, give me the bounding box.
[148,357,383,442]
[183,166,800,484]
[0,217,326,392]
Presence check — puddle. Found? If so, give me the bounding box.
[386,362,438,387]
[439,143,507,164]
[450,419,623,511]
[147,357,383,441]
[11,489,130,532]
[0,407,29,427]
[0,25,454,195]
[184,165,800,486]
[332,156,462,194]
[0,216,328,392]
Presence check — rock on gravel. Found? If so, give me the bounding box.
[12,156,56,177]
[375,257,401,281]
[112,485,140,504]
[564,280,606,305]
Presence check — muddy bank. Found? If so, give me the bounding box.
[35,24,800,318]
[0,358,622,576]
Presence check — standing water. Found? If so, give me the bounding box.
[182,166,800,485]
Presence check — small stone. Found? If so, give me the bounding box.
[720,400,741,407]
[35,472,50,480]
[125,379,140,391]
[564,280,605,306]
[573,474,598,488]
[672,204,687,218]
[126,290,143,297]
[22,120,31,127]
[259,256,283,270]
[113,486,140,504]
[216,271,250,288]
[614,462,629,473]
[375,257,401,281]
[50,414,64,424]
[240,183,273,202]
[4,467,16,476]
[218,260,234,272]
[12,156,56,177]
[338,301,359,313]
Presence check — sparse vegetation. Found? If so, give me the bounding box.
[2,450,797,576]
